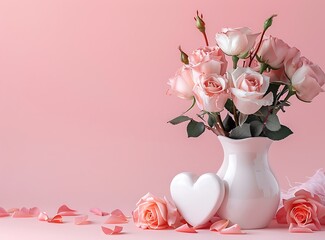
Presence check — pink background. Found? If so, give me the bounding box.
[0,0,324,223]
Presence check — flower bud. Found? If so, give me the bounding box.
[194,11,205,33]
[178,46,189,65]
[264,14,277,31]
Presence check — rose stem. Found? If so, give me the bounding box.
[203,32,209,46]
[216,113,227,136]
[249,28,267,67]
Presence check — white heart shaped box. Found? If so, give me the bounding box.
[170,172,225,227]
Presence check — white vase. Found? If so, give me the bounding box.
[217,136,280,229]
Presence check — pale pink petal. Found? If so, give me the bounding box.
[90,208,109,216]
[0,207,10,217]
[101,226,123,235]
[57,204,77,216]
[210,219,229,231]
[48,215,63,223]
[289,223,313,233]
[111,209,129,219]
[175,224,198,233]
[105,215,128,224]
[7,208,19,213]
[12,207,40,218]
[38,212,49,221]
[220,224,245,234]
[74,215,90,225]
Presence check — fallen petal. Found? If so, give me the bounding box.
[12,207,40,218]
[289,223,313,233]
[220,224,245,234]
[48,215,63,223]
[111,209,129,218]
[38,212,49,221]
[57,204,77,215]
[175,224,197,233]
[101,226,123,235]
[7,208,19,213]
[90,208,109,216]
[105,215,128,224]
[0,207,10,217]
[75,215,90,225]
[210,219,229,232]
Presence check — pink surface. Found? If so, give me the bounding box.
[0,0,325,238]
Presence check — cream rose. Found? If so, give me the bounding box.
[193,74,229,112]
[215,27,259,58]
[230,67,273,114]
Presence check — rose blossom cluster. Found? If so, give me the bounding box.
[168,14,324,140]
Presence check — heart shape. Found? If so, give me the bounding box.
[170,172,225,227]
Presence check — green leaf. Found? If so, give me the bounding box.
[255,106,269,118]
[265,83,280,100]
[229,123,252,139]
[238,113,248,126]
[265,114,281,131]
[223,114,236,132]
[225,99,235,115]
[208,113,217,128]
[250,120,264,137]
[265,125,293,141]
[187,120,205,138]
[245,114,260,123]
[168,116,191,125]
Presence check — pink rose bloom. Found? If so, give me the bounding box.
[257,36,290,69]
[189,46,228,76]
[167,66,195,100]
[276,190,325,233]
[132,192,181,230]
[193,74,229,112]
[216,27,259,58]
[230,67,273,114]
[291,59,325,102]
[264,67,289,84]
[284,47,303,79]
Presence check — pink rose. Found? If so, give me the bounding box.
[284,47,303,79]
[291,59,325,102]
[193,74,229,112]
[264,67,289,84]
[276,190,325,233]
[230,67,273,114]
[257,36,290,69]
[132,193,181,230]
[189,46,228,76]
[216,27,259,58]
[168,66,195,100]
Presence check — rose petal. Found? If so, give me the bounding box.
[90,208,109,216]
[74,215,89,225]
[38,212,49,221]
[111,209,128,219]
[276,207,288,224]
[210,219,229,231]
[0,207,10,217]
[48,215,63,223]
[175,224,198,233]
[105,215,128,224]
[7,208,19,213]
[12,207,40,218]
[57,204,77,216]
[101,226,123,235]
[220,224,245,234]
[289,223,313,233]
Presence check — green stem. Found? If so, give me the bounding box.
[274,88,295,114]
[259,63,268,74]
[233,104,239,126]
[232,56,239,69]
[216,113,227,136]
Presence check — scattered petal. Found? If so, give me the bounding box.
[111,209,129,219]
[220,224,245,234]
[90,208,109,216]
[12,207,40,218]
[57,204,78,216]
[48,215,63,223]
[105,215,128,224]
[75,215,90,225]
[38,212,49,221]
[210,219,229,231]
[7,208,19,214]
[175,223,198,233]
[0,207,10,217]
[101,226,123,235]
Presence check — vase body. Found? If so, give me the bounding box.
[217,136,280,229]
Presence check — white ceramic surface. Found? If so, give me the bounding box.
[170,172,225,227]
[217,136,280,229]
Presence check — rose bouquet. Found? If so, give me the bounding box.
[168,12,325,140]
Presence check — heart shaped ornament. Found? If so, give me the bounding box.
[170,172,225,227]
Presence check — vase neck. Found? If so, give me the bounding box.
[218,136,272,154]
